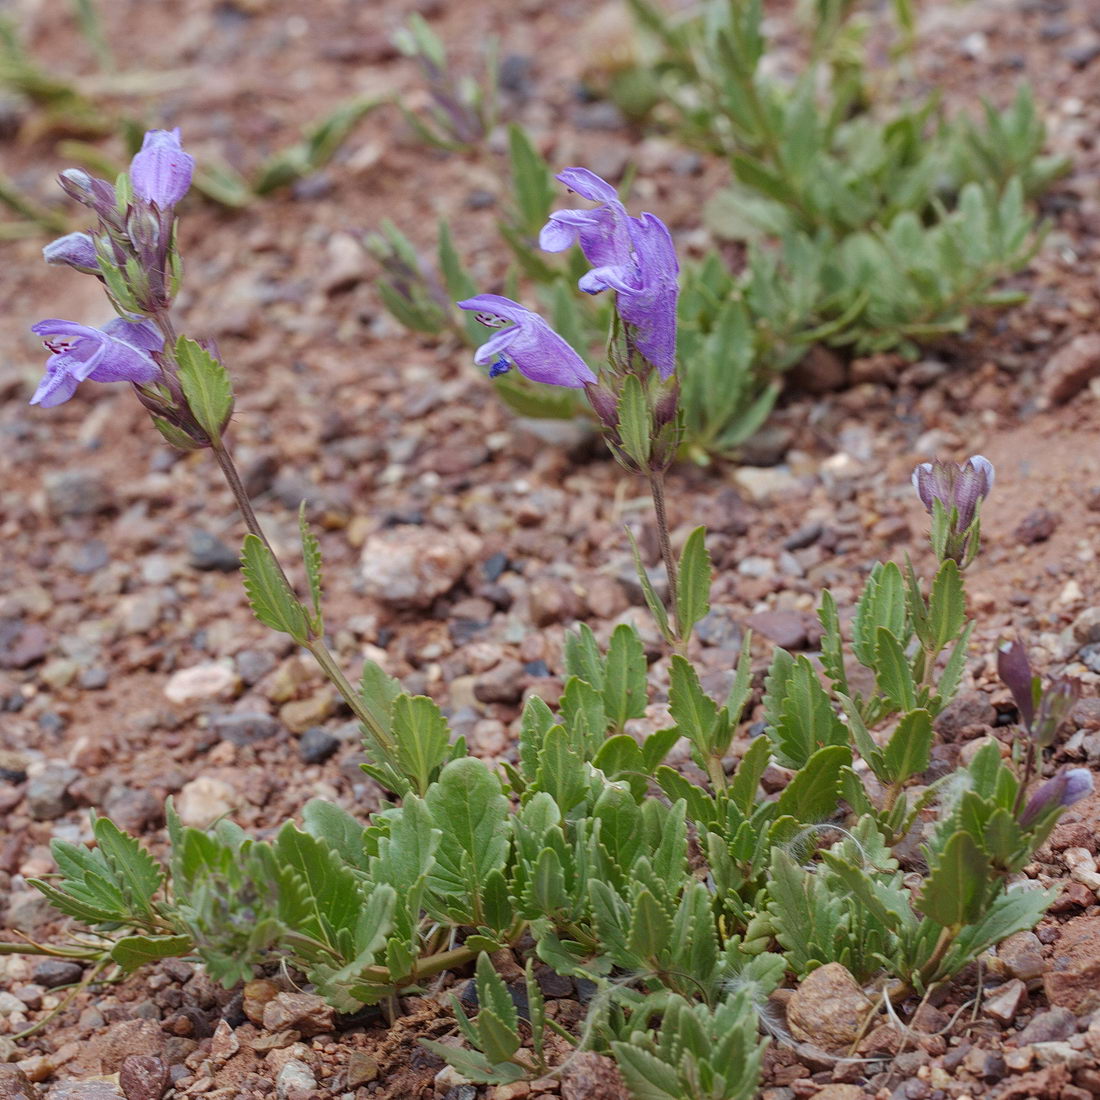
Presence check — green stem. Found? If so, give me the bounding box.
[208,437,397,758]
[917,925,957,988]
[648,470,683,652]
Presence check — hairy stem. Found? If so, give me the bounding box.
[648,470,683,651]
[209,438,397,758]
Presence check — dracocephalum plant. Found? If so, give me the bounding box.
[3,131,1093,1098]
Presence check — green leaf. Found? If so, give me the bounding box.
[604,624,648,732]
[875,627,916,712]
[767,655,848,769]
[508,122,554,236]
[729,736,770,815]
[676,526,711,641]
[882,709,933,786]
[817,591,849,696]
[772,744,850,825]
[151,415,202,451]
[668,655,718,758]
[852,563,906,668]
[928,558,965,649]
[110,934,193,972]
[240,534,309,642]
[174,336,232,443]
[298,503,323,628]
[425,758,510,918]
[618,374,651,467]
[642,727,681,774]
[302,799,370,873]
[918,830,989,929]
[628,888,673,963]
[611,1043,682,1100]
[92,816,163,913]
[392,694,452,797]
[626,528,671,641]
[564,624,605,691]
[724,631,754,726]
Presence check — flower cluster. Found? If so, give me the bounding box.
[30,131,232,450]
[31,130,194,409]
[460,167,680,472]
[911,454,994,567]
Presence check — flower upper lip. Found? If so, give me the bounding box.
[457,295,597,389]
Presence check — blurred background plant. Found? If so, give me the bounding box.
[373,0,1067,462]
[2,0,1070,462]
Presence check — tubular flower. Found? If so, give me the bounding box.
[129,128,194,208]
[540,168,679,379]
[457,295,597,389]
[42,232,100,274]
[30,318,162,408]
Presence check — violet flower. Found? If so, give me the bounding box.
[129,129,194,208]
[42,232,100,274]
[997,637,1037,732]
[30,318,162,408]
[912,455,994,529]
[1019,768,1094,829]
[539,168,679,379]
[457,294,597,389]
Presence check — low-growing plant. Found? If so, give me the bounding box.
[3,132,1091,1098]
[374,0,1068,465]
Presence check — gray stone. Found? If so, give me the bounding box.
[298,727,339,764]
[211,713,281,747]
[275,1060,317,1100]
[44,470,113,518]
[26,765,81,821]
[33,959,84,988]
[0,1065,37,1100]
[262,991,334,1037]
[235,649,276,686]
[187,531,240,573]
[1016,1006,1078,1045]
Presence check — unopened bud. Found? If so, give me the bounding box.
[584,382,620,430]
[1019,768,1093,829]
[42,232,100,274]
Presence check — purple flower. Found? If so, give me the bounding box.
[42,232,100,274]
[30,318,162,408]
[457,294,597,389]
[129,129,194,208]
[911,455,995,529]
[539,168,679,379]
[1020,768,1094,829]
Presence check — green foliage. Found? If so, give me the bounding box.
[174,336,233,445]
[16,526,1076,1093]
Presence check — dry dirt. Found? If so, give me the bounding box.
[2,0,1100,1097]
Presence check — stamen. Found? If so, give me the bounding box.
[475,312,510,329]
[488,356,511,379]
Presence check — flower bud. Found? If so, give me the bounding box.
[996,637,1036,732]
[129,128,194,208]
[57,169,117,219]
[42,232,100,274]
[1019,768,1093,829]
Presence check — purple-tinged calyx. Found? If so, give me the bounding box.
[912,455,994,528]
[29,318,162,408]
[540,168,679,379]
[1019,767,1094,829]
[42,232,100,274]
[997,637,1038,732]
[457,294,597,389]
[129,128,194,208]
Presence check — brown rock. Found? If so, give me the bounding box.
[1015,507,1057,546]
[119,1056,169,1100]
[261,992,334,1037]
[360,526,480,609]
[743,609,821,651]
[984,978,1027,1024]
[559,1053,629,1100]
[242,979,281,1026]
[998,931,1046,981]
[1043,912,1100,1013]
[1041,334,1100,405]
[811,1088,865,1100]
[528,575,581,627]
[0,1067,38,1100]
[96,1020,166,1074]
[785,963,874,1054]
[345,1052,378,1088]
[474,660,526,705]
[1016,1006,1078,1045]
